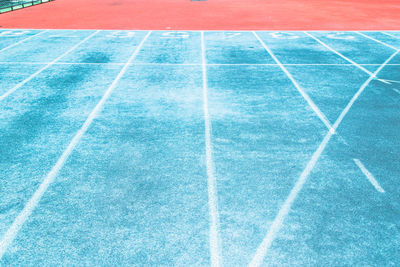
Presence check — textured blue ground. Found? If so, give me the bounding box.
[0,30,399,266]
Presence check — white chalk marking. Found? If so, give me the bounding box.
[0,30,48,54]
[248,49,399,267]
[201,31,222,267]
[0,30,100,103]
[0,31,152,259]
[353,159,385,193]
[355,32,398,50]
[253,31,335,133]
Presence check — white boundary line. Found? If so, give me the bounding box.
[2,62,400,66]
[247,48,400,267]
[304,32,376,77]
[353,159,385,193]
[0,30,48,54]
[0,31,152,260]
[253,31,335,133]
[382,32,400,39]
[355,32,398,50]
[0,30,100,102]
[201,31,222,267]
[392,88,400,95]
[305,32,400,91]
[1,29,400,32]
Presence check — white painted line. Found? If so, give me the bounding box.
[0,30,48,54]
[381,32,400,39]
[201,31,222,267]
[1,62,400,67]
[355,32,398,50]
[304,32,375,77]
[392,88,400,95]
[353,159,385,193]
[248,48,399,267]
[0,30,100,103]
[253,31,335,133]
[305,32,400,93]
[0,31,152,260]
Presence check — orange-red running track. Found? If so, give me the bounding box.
[0,0,400,30]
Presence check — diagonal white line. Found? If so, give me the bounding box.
[355,32,398,50]
[392,88,400,95]
[0,31,152,260]
[353,159,385,193]
[0,30,100,103]
[0,30,48,54]
[304,32,375,77]
[201,31,222,267]
[305,32,400,91]
[253,31,335,134]
[382,32,400,40]
[248,48,400,267]
[1,62,400,67]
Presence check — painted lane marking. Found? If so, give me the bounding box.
[377,79,400,85]
[247,49,399,267]
[355,32,398,50]
[161,31,189,38]
[353,159,385,193]
[105,30,136,38]
[306,32,400,92]
[222,32,241,39]
[0,30,30,37]
[392,88,400,95]
[1,62,400,67]
[0,31,100,103]
[201,31,222,267]
[269,32,300,39]
[0,31,152,260]
[0,30,48,54]
[304,32,376,77]
[326,32,356,40]
[253,31,335,133]
[382,32,400,39]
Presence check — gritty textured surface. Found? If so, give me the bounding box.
[0,30,399,266]
[1,0,400,30]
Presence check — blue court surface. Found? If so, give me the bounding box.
[0,30,399,266]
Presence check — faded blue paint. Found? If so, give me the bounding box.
[0,30,399,266]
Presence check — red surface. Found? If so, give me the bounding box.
[1,0,400,30]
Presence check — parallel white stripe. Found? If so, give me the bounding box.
[304,32,375,77]
[253,31,335,133]
[353,159,385,193]
[0,30,48,54]
[248,48,399,267]
[1,62,400,66]
[382,32,400,39]
[355,32,398,50]
[0,30,100,102]
[0,31,152,260]
[201,31,222,267]
[305,32,400,96]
